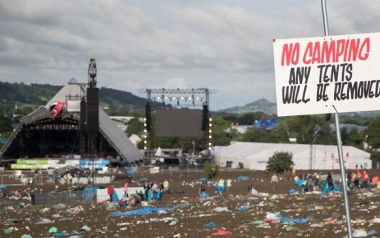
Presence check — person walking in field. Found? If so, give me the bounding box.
[271,173,279,192]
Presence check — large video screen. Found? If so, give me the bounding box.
[155,108,203,138]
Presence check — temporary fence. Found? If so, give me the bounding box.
[31,188,98,205]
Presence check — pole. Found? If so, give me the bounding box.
[309,143,312,170]
[321,1,352,237]
[321,0,330,36]
[333,106,353,237]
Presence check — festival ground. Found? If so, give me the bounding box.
[1,169,380,238]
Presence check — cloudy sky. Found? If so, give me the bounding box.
[1,0,380,110]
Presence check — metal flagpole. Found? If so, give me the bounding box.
[321,1,353,237]
[333,106,353,238]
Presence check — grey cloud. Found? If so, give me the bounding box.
[1,0,380,109]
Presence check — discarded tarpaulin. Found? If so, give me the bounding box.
[0,184,8,189]
[111,207,173,217]
[204,222,218,228]
[265,212,309,224]
[237,175,250,182]
[211,230,232,236]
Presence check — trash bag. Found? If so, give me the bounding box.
[204,222,218,228]
[352,229,367,237]
[211,230,232,236]
[239,205,250,211]
[111,207,173,217]
[237,175,250,182]
[48,227,58,234]
[200,192,209,198]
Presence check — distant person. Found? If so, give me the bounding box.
[271,173,279,192]
[216,178,225,196]
[372,176,379,188]
[199,185,208,198]
[327,172,334,190]
[347,171,353,189]
[307,174,314,192]
[107,185,114,202]
[362,171,369,188]
[225,178,232,193]
[163,179,170,193]
[123,182,129,198]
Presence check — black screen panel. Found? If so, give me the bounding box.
[155,109,203,138]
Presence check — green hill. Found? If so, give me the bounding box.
[0,81,147,117]
[220,98,277,114]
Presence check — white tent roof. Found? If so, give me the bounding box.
[214,142,371,170]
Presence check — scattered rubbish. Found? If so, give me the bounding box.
[265,212,308,224]
[48,227,58,234]
[352,229,367,237]
[21,234,32,238]
[111,207,172,217]
[367,230,378,236]
[67,206,83,215]
[81,225,91,232]
[54,203,67,209]
[239,205,250,211]
[237,176,250,182]
[248,220,265,225]
[288,189,299,195]
[285,225,297,232]
[169,218,179,225]
[213,207,230,212]
[0,184,8,189]
[5,218,22,225]
[204,222,218,228]
[36,217,54,224]
[105,203,118,211]
[265,213,281,223]
[211,230,232,236]
[3,227,14,235]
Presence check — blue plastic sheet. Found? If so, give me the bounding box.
[270,212,309,224]
[280,216,309,224]
[239,205,250,211]
[333,184,340,192]
[195,177,208,184]
[127,167,137,175]
[204,222,218,228]
[200,192,209,198]
[111,207,173,217]
[237,175,250,182]
[0,184,8,190]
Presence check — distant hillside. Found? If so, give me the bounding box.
[0,82,147,116]
[220,98,277,114]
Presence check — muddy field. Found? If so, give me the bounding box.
[1,169,380,238]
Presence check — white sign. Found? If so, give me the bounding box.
[273,32,380,116]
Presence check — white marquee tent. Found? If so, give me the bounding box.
[213,142,372,170]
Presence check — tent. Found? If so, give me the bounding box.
[214,142,371,170]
